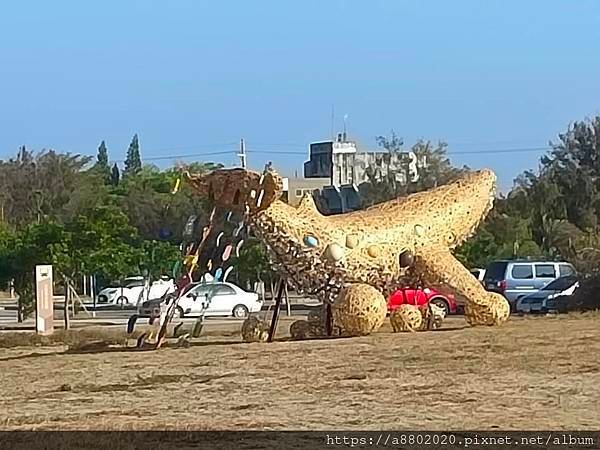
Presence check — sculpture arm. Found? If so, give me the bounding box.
[411,247,510,326]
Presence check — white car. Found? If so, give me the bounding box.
[470,268,486,282]
[97,277,175,306]
[139,281,262,318]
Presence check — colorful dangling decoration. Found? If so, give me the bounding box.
[222,244,233,262]
[171,177,181,195]
[215,231,224,248]
[223,266,234,281]
[235,239,244,257]
[234,220,244,237]
[256,189,265,208]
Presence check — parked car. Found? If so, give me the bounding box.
[470,268,486,283]
[388,287,457,316]
[97,277,175,306]
[516,275,579,314]
[483,259,576,309]
[138,281,262,319]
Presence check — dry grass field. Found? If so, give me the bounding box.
[0,313,599,431]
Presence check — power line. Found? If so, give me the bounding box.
[113,150,236,163]
[104,143,557,165]
[448,146,552,155]
[244,146,554,156]
[140,142,238,153]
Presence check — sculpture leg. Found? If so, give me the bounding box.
[413,248,510,326]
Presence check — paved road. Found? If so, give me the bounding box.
[0,301,319,329]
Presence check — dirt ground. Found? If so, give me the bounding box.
[0,313,599,431]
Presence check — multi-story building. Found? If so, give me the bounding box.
[303,132,425,214]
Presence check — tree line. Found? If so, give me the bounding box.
[2,116,599,319]
[0,136,224,320]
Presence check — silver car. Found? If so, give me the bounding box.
[483,260,576,308]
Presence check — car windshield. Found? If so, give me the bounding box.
[541,276,577,291]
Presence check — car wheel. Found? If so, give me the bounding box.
[512,298,523,313]
[173,306,185,319]
[116,296,128,308]
[429,297,449,316]
[232,304,249,318]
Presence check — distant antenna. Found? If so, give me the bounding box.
[343,114,348,141]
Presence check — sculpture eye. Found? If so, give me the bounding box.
[399,249,414,268]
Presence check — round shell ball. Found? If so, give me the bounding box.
[241,316,269,343]
[390,304,423,332]
[289,320,312,340]
[345,234,359,249]
[325,243,345,262]
[303,235,319,247]
[367,245,380,258]
[332,284,387,336]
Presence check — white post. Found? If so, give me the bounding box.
[36,265,54,335]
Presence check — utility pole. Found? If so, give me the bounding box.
[238,138,247,169]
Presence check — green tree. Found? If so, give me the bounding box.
[116,164,219,242]
[140,240,181,280]
[93,140,111,183]
[123,134,142,176]
[0,222,63,321]
[408,140,468,191]
[0,149,92,227]
[231,238,274,289]
[111,163,120,186]
[359,132,467,206]
[96,140,109,167]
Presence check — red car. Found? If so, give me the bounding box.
[388,287,457,315]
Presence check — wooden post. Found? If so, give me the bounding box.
[284,282,291,316]
[69,284,90,316]
[267,280,285,342]
[325,303,333,337]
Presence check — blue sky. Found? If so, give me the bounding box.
[1,0,600,192]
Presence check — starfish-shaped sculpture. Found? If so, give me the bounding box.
[185,167,510,326]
